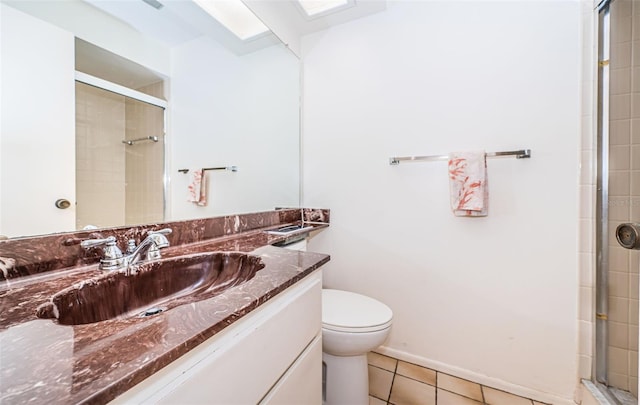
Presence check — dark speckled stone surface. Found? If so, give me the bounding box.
[0,209,330,404]
[0,208,328,281]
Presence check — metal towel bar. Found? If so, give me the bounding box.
[122,136,159,145]
[178,166,238,174]
[389,149,531,165]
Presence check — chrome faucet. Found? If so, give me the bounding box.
[81,228,172,271]
[126,229,171,265]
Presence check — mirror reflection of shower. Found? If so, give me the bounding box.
[75,81,165,230]
[74,39,166,230]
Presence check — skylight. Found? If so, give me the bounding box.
[297,0,350,17]
[192,0,269,41]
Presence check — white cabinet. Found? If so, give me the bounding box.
[112,270,322,405]
[260,336,322,405]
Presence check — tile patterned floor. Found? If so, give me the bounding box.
[368,352,550,405]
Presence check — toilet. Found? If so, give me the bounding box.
[322,289,393,405]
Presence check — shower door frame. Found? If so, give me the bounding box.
[595,0,611,387]
[595,1,640,400]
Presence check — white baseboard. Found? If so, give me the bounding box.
[375,345,577,405]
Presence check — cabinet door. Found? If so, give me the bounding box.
[260,335,322,405]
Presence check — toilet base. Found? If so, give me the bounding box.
[323,352,369,405]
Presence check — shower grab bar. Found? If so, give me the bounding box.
[389,149,531,165]
[178,166,238,174]
[122,136,159,145]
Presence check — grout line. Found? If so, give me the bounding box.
[437,386,486,404]
[369,363,397,373]
[369,359,544,405]
[385,360,398,404]
[392,372,437,387]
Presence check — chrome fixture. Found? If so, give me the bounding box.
[81,228,172,271]
[80,236,125,271]
[616,223,640,250]
[389,149,531,165]
[126,228,172,265]
[141,0,164,10]
[178,166,238,174]
[122,136,159,146]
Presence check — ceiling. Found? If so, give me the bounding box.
[82,0,281,55]
[82,0,387,56]
[248,0,386,38]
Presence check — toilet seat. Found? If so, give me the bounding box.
[322,289,393,333]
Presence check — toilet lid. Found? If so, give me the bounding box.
[322,289,393,333]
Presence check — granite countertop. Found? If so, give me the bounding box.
[0,225,330,404]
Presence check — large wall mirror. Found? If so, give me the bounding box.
[0,0,300,239]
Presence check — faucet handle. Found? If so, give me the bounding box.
[148,228,172,236]
[81,236,117,249]
[80,236,124,270]
[145,228,172,260]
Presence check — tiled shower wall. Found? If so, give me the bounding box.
[124,81,165,225]
[578,0,597,388]
[76,82,126,229]
[607,0,640,394]
[75,81,164,229]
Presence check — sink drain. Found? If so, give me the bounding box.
[140,307,164,317]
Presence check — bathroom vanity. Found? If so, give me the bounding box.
[113,269,322,404]
[0,209,329,404]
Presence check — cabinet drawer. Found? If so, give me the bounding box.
[260,334,322,405]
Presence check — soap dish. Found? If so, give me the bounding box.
[266,225,314,236]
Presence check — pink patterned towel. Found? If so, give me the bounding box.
[187,169,207,207]
[448,151,488,217]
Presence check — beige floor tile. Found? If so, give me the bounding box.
[532,402,550,405]
[437,389,483,405]
[369,352,398,372]
[396,361,436,386]
[389,375,435,405]
[482,387,533,405]
[437,373,483,402]
[369,365,394,401]
[370,395,387,405]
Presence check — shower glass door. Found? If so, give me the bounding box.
[597,0,640,401]
[75,80,165,229]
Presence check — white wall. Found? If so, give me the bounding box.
[170,37,300,219]
[2,0,170,77]
[303,1,581,403]
[0,4,76,237]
